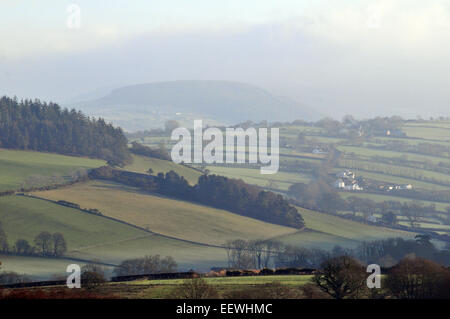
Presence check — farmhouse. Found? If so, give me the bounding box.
[334,179,345,189]
[334,179,363,191]
[336,170,355,179]
[367,215,378,224]
[312,147,328,154]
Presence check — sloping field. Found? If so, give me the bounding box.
[0,149,104,192]
[0,195,228,273]
[273,207,416,249]
[402,125,450,141]
[298,207,416,241]
[273,229,359,250]
[123,154,202,185]
[0,254,89,280]
[32,180,298,246]
[69,234,226,271]
[339,192,450,212]
[204,166,310,191]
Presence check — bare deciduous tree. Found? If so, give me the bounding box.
[313,256,366,299]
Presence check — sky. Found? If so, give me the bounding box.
[1,0,450,119]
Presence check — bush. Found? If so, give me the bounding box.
[81,264,106,290]
[169,278,218,299]
[313,256,366,299]
[386,257,450,299]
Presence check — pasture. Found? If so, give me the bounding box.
[123,154,202,185]
[0,149,104,192]
[32,180,298,246]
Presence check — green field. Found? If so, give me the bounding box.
[90,274,315,298]
[123,154,202,185]
[0,195,228,275]
[133,275,313,286]
[30,178,414,252]
[402,125,450,141]
[273,207,416,249]
[339,192,450,212]
[32,180,297,246]
[338,145,450,166]
[203,166,310,191]
[0,254,90,280]
[0,149,104,192]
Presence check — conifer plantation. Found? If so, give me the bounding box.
[0,97,131,166]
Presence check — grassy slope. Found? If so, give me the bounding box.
[273,207,416,249]
[0,196,151,249]
[0,149,104,192]
[339,192,450,212]
[0,254,89,280]
[123,154,202,185]
[204,166,310,191]
[32,180,298,246]
[0,196,227,273]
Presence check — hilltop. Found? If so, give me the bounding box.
[74,81,319,131]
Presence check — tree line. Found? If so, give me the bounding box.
[129,141,170,160]
[223,235,450,271]
[0,222,67,257]
[89,166,304,228]
[0,96,131,166]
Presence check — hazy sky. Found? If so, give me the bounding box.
[1,0,450,119]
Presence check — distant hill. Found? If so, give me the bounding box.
[74,81,320,131]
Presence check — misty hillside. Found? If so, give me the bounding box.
[75,81,319,131]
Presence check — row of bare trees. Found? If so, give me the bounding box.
[224,240,282,269]
[0,224,67,257]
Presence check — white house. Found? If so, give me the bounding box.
[367,215,378,223]
[344,183,363,191]
[334,179,363,191]
[334,179,345,189]
[336,170,355,180]
[312,148,328,154]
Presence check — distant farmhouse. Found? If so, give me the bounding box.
[336,170,355,180]
[385,129,406,137]
[334,170,363,191]
[334,169,412,193]
[367,214,378,224]
[312,147,328,154]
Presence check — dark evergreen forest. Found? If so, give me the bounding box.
[0,96,131,165]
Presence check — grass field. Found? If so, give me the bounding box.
[132,275,314,287]
[203,166,310,191]
[30,179,413,251]
[401,125,450,141]
[0,254,90,280]
[123,154,202,185]
[0,195,229,275]
[339,192,450,212]
[55,274,315,298]
[273,207,416,249]
[32,180,298,246]
[0,149,104,192]
[338,145,450,166]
